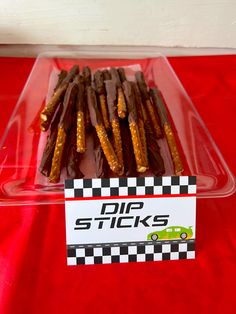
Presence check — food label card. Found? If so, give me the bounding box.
[65,176,196,266]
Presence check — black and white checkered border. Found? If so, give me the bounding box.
[67,240,195,265]
[65,176,196,198]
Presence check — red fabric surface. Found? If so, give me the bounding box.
[0,55,236,314]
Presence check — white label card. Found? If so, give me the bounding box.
[65,176,196,266]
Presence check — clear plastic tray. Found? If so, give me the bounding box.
[0,48,235,206]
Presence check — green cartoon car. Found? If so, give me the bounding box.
[147,226,193,241]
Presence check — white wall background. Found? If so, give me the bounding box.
[0,0,236,48]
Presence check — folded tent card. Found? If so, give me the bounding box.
[65,175,196,266]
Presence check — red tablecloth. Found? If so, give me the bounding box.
[0,55,236,314]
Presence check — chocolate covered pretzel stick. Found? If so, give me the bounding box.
[66,116,84,179]
[132,82,149,168]
[29,70,67,133]
[134,84,164,175]
[123,81,147,173]
[120,118,137,177]
[110,67,127,119]
[150,87,183,175]
[144,115,165,176]
[82,66,91,86]
[54,70,68,92]
[102,69,111,81]
[39,71,69,175]
[117,68,126,83]
[87,86,122,175]
[49,82,78,183]
[94,70,110,130]
[40,65,79,132]
[75,78,86,153]
[135,71,162,139]
[93,130,109,178]
[105,80,124,174]
[39,103,63,177]
[82,66,92,131]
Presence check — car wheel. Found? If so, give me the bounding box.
[180,232,187,240]
[151,234,158,241]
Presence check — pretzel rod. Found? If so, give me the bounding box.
[135,71,162,139]
[149,88,169,125]
[117,87,126,119]
[29,70,68,133]
[133,82,162,172]
[134,84,164,175]
[49,127,66,183]
[117,68,126,83]
[76,111,85,152]
[82,66,92,130]
[40,65,79,132]
[95,125,123,175]
[105,80,124,174]
[111,118,123,172]
[147,99,163,136]
[99,94,110,130]
[120,118,137,177]
[49,82,78,183]
[110,67,127,119]
[93,130,109,178]
[94,70,110,130]
[75,79,86,153]
[87,86,122,175]
[94,70,105,94]
[130,122,147,173]
[150,87,183,175]
[132,82,148,168]
[145,118,165,176]
[40,84,67,132]
[102,69,111,81]
[67,144,84,179]
[137,89,148,123]
[39,102,63,176]
[54,70,68,92]
[123,81,147,173]
[164,124,183,175]
[66,116,84,179]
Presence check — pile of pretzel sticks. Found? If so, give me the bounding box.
[39,65,183,183]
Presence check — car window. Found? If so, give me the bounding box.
[166,228,172,232]
[175,228,181,232]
